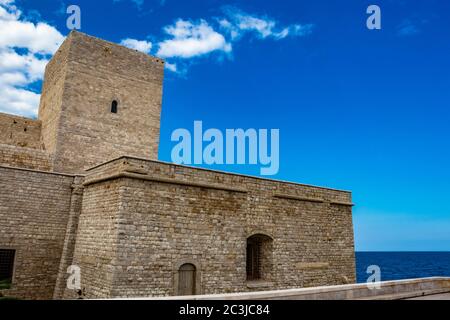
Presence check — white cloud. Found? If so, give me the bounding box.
[164,62,177,72]
[235,15,277,38]
[0,1,64,117]
[153,8,313,74]
[0,50,47,80]
[1,1,315,106]
[120,38,152,53]
[0,72,27,86]
[218,19,240,40]
[0,13,64,54]
[0,0,14,4]
[289,24,314,37]
[220,6,313,40]
[0,85,40,115]
[157,19,231,59]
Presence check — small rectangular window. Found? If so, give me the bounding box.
[0,249,15,290]
[111,100,118,113]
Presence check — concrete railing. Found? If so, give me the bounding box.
[138,277,450,300]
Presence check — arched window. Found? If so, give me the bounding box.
[178,263,196,295]
[246,234,273,281]
[111,100,118,113]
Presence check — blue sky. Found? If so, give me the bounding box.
[1,0,450,251]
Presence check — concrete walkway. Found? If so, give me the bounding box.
[132,277,450,300]
[406,292,450,300]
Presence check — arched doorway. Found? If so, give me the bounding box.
[178,263,196,295]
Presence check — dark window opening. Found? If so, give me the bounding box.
[0,249,15,290]
[246,234,273,281]
[178,263,196,296]
[246,238,262,280]
[111,100,118,113]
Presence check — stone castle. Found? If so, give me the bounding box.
[0,31,356,299]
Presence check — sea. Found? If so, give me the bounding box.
[355,252,450,283]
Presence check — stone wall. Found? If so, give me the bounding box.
[38,32,71,158]
[0,144,53,171]
[0,166,79,299]
[39,31,164,174]
[53,177,84,299]
[64,178,122,299]
[0,31,357,300]
[0,112,42,149]
[70,157,356,298]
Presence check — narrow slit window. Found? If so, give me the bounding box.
[0,249,15,289]
[111,100,118,113]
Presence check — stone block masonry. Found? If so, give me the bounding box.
[0,166,81,299]
[68,156,355,298]
[0,30,356,300]
[38,31,164,173]
[0,112,42,150]
[0,144,52,171]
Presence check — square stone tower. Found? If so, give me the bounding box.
[38,31,164,173]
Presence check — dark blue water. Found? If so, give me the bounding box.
[355,252,450,283]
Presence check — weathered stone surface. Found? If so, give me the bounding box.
[0,167,78,299]
[39,31,163,173]
[0,31,356,300]
[0,112,42,149]
[68,157,355,298]
[0,144,52,171]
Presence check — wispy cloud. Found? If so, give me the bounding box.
[120,38,152,53]
[121,6,313,73]
[396,16,432,37]
[0,0,64,116]
[156,19,231,59]
[0,1,314,117]
[54,1,67,16]
[219,6,314,41]
[164,61,177,72]
[397,19,420,36]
